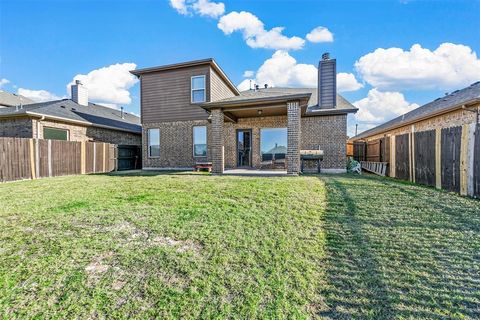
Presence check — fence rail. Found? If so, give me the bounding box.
[353,123,480,198]
[0,138,115,183]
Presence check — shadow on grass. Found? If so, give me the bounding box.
[319,175,480,319]
[318,176,395,319]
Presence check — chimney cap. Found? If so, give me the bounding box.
[75,80,82,85]
[322,52,330,61]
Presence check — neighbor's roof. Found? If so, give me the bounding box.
[0,99,141,134]
[352,81,480,140]
[130,58,240,96]
[203,87,358,115]
[0,90,34,107]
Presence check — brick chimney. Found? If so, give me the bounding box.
[71,80,88,106]
[318,52,336,109]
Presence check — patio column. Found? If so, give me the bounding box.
[211,108,224,174]
[287,101,301,175]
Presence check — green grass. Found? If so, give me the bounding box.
[0,172,479,319]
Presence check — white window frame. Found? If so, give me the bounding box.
[191,75,206,103]
[193,125,207,157]
[148,128,160,158]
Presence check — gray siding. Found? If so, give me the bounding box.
[210,67,236,102]
[141,65,211,123]
[318,59,336,109]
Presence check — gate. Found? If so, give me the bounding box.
[117,145,141,171]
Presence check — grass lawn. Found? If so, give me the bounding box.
[1,172,479,319]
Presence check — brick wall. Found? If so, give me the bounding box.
[141,114,348,171]
[0,118,33,138]
[301,114,347,169]
[142,120,211,169]
[362,107,478,142]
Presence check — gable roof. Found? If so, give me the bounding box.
[202,87,357,115]
[0,99,141,134]
[352,81,480,140]
[130,58,240,96]
[0,90,34,107]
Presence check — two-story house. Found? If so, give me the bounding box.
[131,54,357,175]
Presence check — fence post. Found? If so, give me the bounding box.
[390,135,396,178]
[467,123,476,197]
[93,143,96,173]
[460,124,470,196]
[47,139,52,177]
[80,141,86,174]
[410,125,416,183]
[29,139,36,179]
[435,128,442,189]
[103,143,106,172]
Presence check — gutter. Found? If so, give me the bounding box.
[351,98,480,141]
[201,93,312,109]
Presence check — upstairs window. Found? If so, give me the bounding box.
[191,75,206,103]
[148,128,160,158]
[193,126,207,157]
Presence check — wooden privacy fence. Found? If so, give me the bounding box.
[0,137,115,183]
[355,123,480,198]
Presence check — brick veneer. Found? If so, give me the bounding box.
[360,107,478,142]
[0,118,34,138]
[0,117,140,145]
[287,101,301,174]
[210,109,224,174]
[141,113,348,171]
[142,120,211,169]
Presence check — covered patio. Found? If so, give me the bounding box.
[201,91,312,175]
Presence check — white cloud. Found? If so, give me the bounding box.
[218,11,305,50]
[169,0,224,18]
[169,0,189,15]
[353,88,419,123]
[254,50,316,87]
[243,70,254,78]
[306,26,334,43]
[241,51,363,93]
[193,0,224,18]
[237,79,255,91]
[355,43,480,90]
[17,88,63,103]
[0,78,10,89]
[337,73,363,92]
[66,63,138,107]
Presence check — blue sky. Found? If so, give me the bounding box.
[1,0,479,135]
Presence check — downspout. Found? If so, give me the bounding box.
[36,116,45,139]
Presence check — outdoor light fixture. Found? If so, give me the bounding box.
[257,109,263,115]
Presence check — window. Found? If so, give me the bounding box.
[148,128,160,158]
[43,127,68,141]
[191,75,206,103]
[193,126,207,157]
[260,128,287,163]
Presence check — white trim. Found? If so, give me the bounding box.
[191,75,206,104]
[193,125,207,157]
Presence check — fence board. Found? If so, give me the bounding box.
[395,133,410,180]
[353,142,366,162]
[414,130,436,187]
[441,126,462,193]
[474,124,480,198]
[0,138,116,183]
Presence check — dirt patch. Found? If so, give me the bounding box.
[149,236,202,255]
[85,251,114,285]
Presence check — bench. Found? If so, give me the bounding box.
[194,162,212,172]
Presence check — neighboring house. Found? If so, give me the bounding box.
[0,90,34,108]
[0,81,141,145]
[131,54,358,174]
[350,81,480,142]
